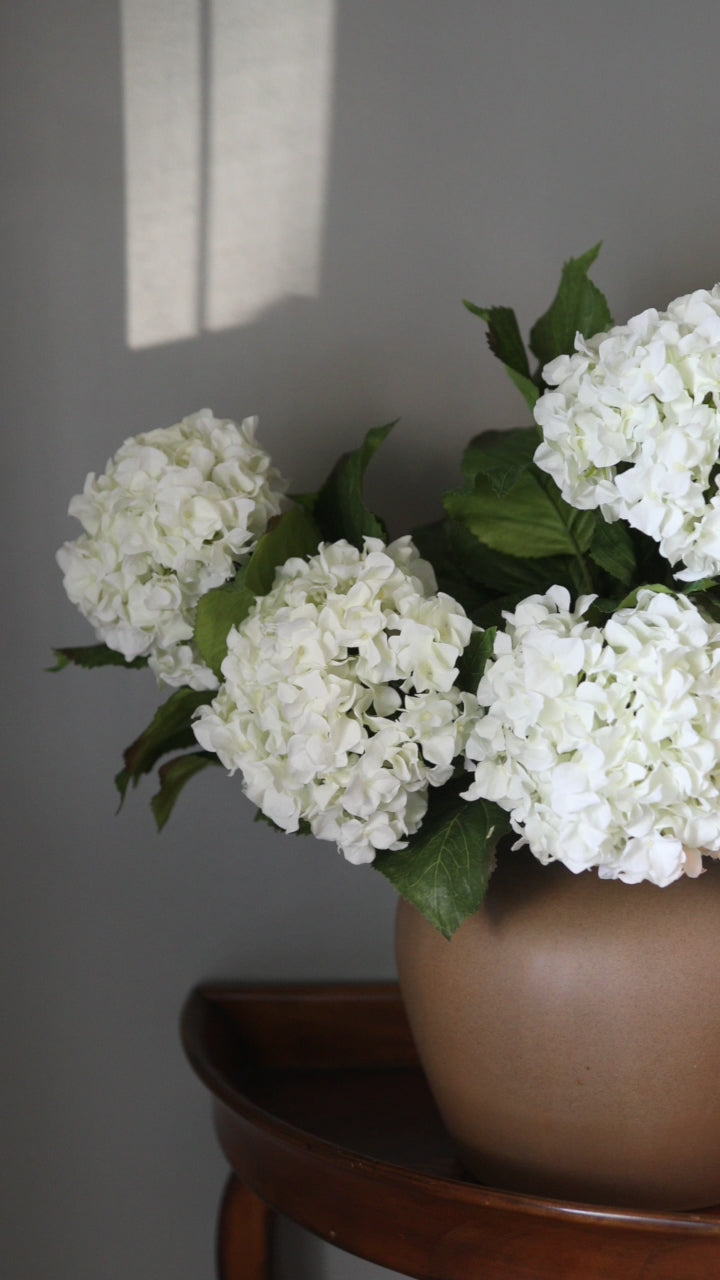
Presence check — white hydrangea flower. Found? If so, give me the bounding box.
[56,410,286,689]
[533,288,720,580]
[463,585,720,886]
[193,536,475,864]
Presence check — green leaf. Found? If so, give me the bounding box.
[194,506,322,677]
[413,510,586,621]
[411,519,496,618]
[300,422,396,547]
[463,301,539,410]
[469,590,540,631]
[115,687,213,803]
[588,516,636,586]
[194,573,256,678]
[461,427,541,497]
[444,465,596,560]
[689,587,720,623]
[629,526,674,587]
[375,782,510,938]
[681,578,719,595]
[457,627,496,693]
[412,519,554,629]
[244,505,322,596]
[151,752,219,830]
[583,596,625,624]
[506,367,541,410]
[444,518,581,597]
[49,644,149,672]
[463,302,530,376]
[529,244,613,369]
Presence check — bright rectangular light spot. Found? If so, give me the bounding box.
[121,0,335,349]
[203,0,335,331]
[121,0,201,349]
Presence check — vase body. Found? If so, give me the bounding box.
[396,843,720,1210]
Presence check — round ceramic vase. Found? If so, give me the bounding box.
[396,843,720,1210]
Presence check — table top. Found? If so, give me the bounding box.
[181,982,720,1280]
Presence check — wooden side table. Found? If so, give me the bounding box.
[181,983,720,1280]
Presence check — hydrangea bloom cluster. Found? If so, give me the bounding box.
[463,585,720,885]
[193,536,474,864]
[56,410,286,689]
[534,289,720,580]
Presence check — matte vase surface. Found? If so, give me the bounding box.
[396,843,720,1210]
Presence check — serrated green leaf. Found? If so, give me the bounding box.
[300,422,396,547]
[461,427,541,497]
[463,301,539,410]
[49,644,149,672]
[374,783,510,938]
[589,516,636,586]
[115,687,213,803]
[444,517,580,596]
[529,244,613,369]
[151,751,219,830]
[445,465,596,560]
[457,627,496,693]
[463,302,530,375]
[194,506,322,677]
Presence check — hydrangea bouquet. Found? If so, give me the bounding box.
[54,247,720,936]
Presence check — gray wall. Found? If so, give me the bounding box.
[4,2,720,1277]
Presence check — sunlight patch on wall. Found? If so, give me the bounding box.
[121,0,201,349]
[203,0,335,332]
[121,0,335,350]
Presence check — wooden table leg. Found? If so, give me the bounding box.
[216,1174,273,1280]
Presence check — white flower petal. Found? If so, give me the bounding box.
[463,587,720,886]
[533,287,720,580]
[57,411,287,688]
[193,537,474,864]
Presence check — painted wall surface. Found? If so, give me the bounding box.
[4,2,720,1277]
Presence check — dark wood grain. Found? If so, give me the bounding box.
[182,983,720,1280]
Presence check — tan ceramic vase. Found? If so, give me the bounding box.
[396,842,720,1210]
